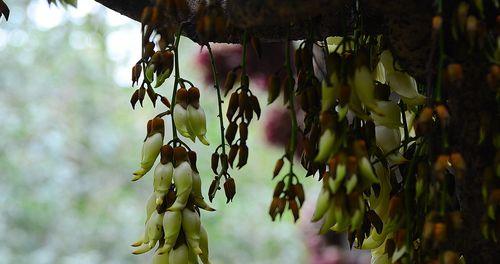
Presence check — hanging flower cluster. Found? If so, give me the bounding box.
[131,143,212,264]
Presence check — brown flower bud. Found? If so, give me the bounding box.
[225,122,238,145]
[269,197,280,220]
[147,86,158,106]
[273,159,284,178]
[208,178,219,202]
[160,145,174,164]
[450,152,466,172]
[238,92,249,116]
[132,64,142,85]
[147,117,165,137]
[211,152,219,174]
[434,155,449,174]
[224,70,237,93]
[267,74,281,105]
[175,87,189,108]
[187,87,201,108]
[188,151,198,173]
[237,144,249,169]
[239,122,248,141]
[250,95,261,119]
[432,15,443,30]
[293,184,305,206]
[289,199,300,222]
[228,144,238,168]
[173,146,188,166]
[220,153,228,172]
[273,181,285,198]
[443,251,460,264]
[227,92,239,121]
[388,196,403,218]
[138,87,146,107]
[224,177,236,203]
[434,104,449,125]
[433,222,447,243]
[160,96,171,108]
[130,89,140,109]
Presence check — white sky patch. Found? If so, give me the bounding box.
[24,0,141,87]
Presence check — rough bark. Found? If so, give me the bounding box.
[94,0,499,262]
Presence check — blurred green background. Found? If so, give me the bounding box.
[0,0,309,263]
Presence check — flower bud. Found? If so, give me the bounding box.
[182,208,203,255]
[319,202,337,234]
[315,130,336,162]
[358,157,379,185]
[353,66,376,110]
[169,243,189,264]
[224,178,236,203]
[158,210,182,255]
[200,225,211,264]
[132,211,163,254]
[371,101,402,129]
[153,162,174,205]
[311,188,331,222]
[168,161,193,211]
[132,119,165,181]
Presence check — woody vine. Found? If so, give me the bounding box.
[1,0,499,263]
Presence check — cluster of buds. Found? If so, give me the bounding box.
[208,149,235,203]
[131,141,214,263]
[414,104,450,136]
[173,86,209,145]
[145,49,174,88]
[481,136,500,242]
[195,1,228,41]
[293,43,325,177]
[421,211,463,263]
[225,74,261,169]
[311,141,382,236]
[268,158,305,222]
[450,2,488,49]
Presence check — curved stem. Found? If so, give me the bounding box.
[285,40,298,176]
[206,43,227,156]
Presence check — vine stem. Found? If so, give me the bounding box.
[285,40,298,176]
[170,25,183,143]
[206,43,227,155]
[241,31,248,77]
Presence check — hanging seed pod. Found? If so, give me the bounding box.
[225,121,238,144]
[211,152,219,174]
[250,36,262,58]
[227,92,239,121]
[224,178,236,203]
[273,158,284,178]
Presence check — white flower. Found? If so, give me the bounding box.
[153,162,174,205]
[187,104,209,145]
[199,225,211,264]
[315,129,336,162]
[352,66,377,110]
[375,126,407,164]
[371,101,402,129]
[182,208,203,255]
[132,211,164,254]
[157,210,182,255]
[168,161,193,211]
[133,133,164,181]
[169,243,189,264]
